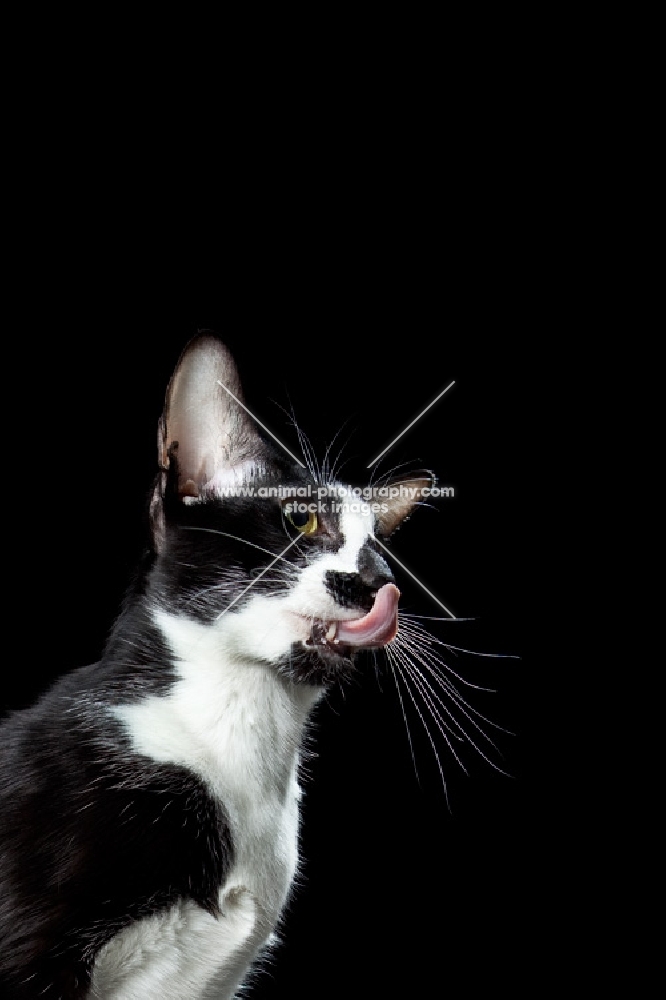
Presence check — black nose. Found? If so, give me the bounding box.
[357,542,394,589]
[325,542,395,611]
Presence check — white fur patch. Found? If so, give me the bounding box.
[94,507,374,997]
[90,892,258,1000]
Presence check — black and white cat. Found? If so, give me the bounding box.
[0,335,433,999]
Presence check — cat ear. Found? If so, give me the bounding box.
[374,471,436,538]
[156,334,264,498]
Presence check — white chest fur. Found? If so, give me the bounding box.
[91,608,321,1000]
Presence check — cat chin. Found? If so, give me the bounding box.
[276,641,358,686]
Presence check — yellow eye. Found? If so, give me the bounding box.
[283,504,318,535]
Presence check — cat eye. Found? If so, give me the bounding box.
[283,504,318,535]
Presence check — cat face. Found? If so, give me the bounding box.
[148,336,432,685]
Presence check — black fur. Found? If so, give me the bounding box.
[0,461,368,996]
[0,335,419,997]
[0,658,233,998]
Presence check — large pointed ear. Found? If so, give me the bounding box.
[374,471,436,538]
[158,335,264,496]
[150,335,264,550]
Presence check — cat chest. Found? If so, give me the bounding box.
[99,633,313,995]
[221,764,302,916]
[112,687,304,905]
[89,777,301,1000]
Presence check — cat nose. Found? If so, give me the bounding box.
[325,545,395,612]
[357,543,394,590]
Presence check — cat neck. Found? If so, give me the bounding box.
[107,601,323,805]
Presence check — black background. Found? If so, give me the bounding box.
[5,280,534,996]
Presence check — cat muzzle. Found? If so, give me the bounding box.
[309,583,400,651]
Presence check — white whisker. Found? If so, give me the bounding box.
[392,648,471,767]
[378,605,514,797]
[387,655,420,787]
[395,653,468,745]
[396,632,513,737]
[322,420,355,485]
[387,646,450,807]
[400,613,475,623]
[181,527,299,569]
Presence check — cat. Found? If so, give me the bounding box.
[0,334,435,999]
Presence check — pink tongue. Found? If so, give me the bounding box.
[335,583,400,648]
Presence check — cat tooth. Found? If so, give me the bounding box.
[325,622,337,642]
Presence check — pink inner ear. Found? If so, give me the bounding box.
[373,473,434,537]
[336,584,400,647]
[162,335,264,495]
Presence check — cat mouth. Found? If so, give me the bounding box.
[306,583,401,652]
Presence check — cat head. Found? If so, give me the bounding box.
[149,335,434,685]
